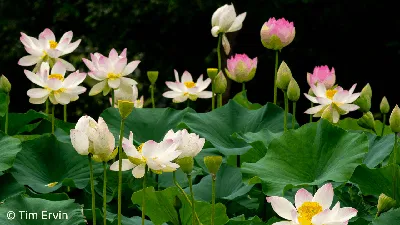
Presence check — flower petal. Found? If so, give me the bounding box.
[304,104,325,114]
[304,93,318,103]
[51,61,66,76]
[18,55,41,66]
[63,39,81,54]
[197,91,212,98]
[295,188,313,209]
[181,71,193,83]
[339,104,359,112]
[312,183,334,210]
[47,79,63,90]
[27,88,50,98]
[63,71,86,88]
[110,159,135,171]
[163,91,182,98]
[132,164,146,178]
[266,196,297,220]
[122,61,140,75]
[70,129,89,155]
[57,58,75,71]
[89,80,107,96]
[24,70,45,87]
[211,26,221,37]
[227,12,246,33]
[29,96,48,104]
[108,78,121,89]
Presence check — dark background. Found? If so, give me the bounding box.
[1,0,399,124]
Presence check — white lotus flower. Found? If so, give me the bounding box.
[25,61,86,105]
[163,70,212,103]
[18,28,81,71]
[267,183,357,225]
[83,48,140,96]
[163,129,205,158]
[110,131,182,178]
[304,83,360,123]
[109,84,144,108]
[70,116,115,161]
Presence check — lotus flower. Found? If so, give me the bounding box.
[110,84,144,108]
[18,28,81,71]
[261,18,295,50]
[307,66,336,89]
[110,131,182,178]
[267,183,357,225]
[25,61,86,105]
[163,129,205,158]
[225,53,257,83]
[83,48,140,96]
[70,116,116,162]
[163,70,212,103]
[304,83,360,123]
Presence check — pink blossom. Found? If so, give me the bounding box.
[307,65,336,89]
[225,54,257,83]
[260,18,295,50]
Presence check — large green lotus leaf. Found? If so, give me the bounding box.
[0,173,25,201]
[186,164,253,202]
[371,208,400,224]
[0,132,22,172]
[101,107,195,144]
[233,90,263,110]
[226,215,264,225]
[242,119,368,196]
[182,100,296,155]
[0,91,7,117]
[364,133,395,168]
[350,164,400,200]
[11,134,102,194]
[337,118,392,135]
[179,200,229,225]
[0,195,86,224]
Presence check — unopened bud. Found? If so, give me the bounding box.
[276,61,292,90]
[118,100,134,119]
[147,71,158,84]
[357,112,376,132]
[354,83,372,112]
[207,68,218,80]
[380,96,390,114]
[362,83,372,97]
[204,155,222,176]
[0,75,11,93]
[287,78,300,102]
[176,157,194,174]
[214,71,227,94]
[390,105,400,133]
[377,193,396,216]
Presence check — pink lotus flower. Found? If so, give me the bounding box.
[225,54,257,83]
[260,18,295,50]
[307,66,336,89]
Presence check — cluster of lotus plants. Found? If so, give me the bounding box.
[0,3,399,225]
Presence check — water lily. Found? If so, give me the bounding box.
[267,183,357,225]
[225,54,257,83]
[307,65,336,89]
[163,129,205,158]
[261,18,295,50]
[304,83,360,123]
[83,48,140,96]
[110,84,144,108]
[18,28,81,71]
[110,131,182,178]
[25,61,86,105]
[70,116,116,161]
[163,70,212,103]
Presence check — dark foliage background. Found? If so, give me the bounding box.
[1,0,399,124]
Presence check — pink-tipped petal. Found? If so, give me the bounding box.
[295,188,313,209]
[312,183,334,210]
[266,196,297,221]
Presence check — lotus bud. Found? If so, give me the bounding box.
[175,157,194,174]
[0,75,11,93]
[204,155,222,177]
[377,193,396,216]
[118,100,134,119]
[287,78,300,102]
[354,84,372,113]
[276,61,292,90]
[380,96,390,114]
[307,66,335,89]
[260,17,295,50]
[390,105,400,133]
[147,71,159,84]
[357,112,376,132]
[214,71,227,94]
[225,54,257,83]
[207,68,218,80]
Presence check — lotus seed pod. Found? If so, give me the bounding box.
[207,68,218,80]
[377,193,396,216]
[204,155,222,175]
[147,71,159,84]
[118,100,134,119]
[175,156,194,174]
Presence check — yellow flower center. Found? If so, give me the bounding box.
[137,143,144,153]
[45,182,58,187]
[297,202,323,225]
[184,81,196,88]
[49,40,58,49]
[325,89,337,100]
[107,72,121,80]
[48,73,64,81]
[53,88,66,95]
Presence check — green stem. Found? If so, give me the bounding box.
[292,102,296,129]
[188,174,195,225]
[187,100,190,108]
[283,91,288,131]
[211,80,215,110]
[45,99,49,114]
[310,102,314,123]
[273,51,279,104]
[217,94,222,108]
[155,174,159,191]
[63,104,67,122]
[381,114,387,136]
[242,82,246,92]
[111,89,115,107]
[151,85,155,108]
[217,34,222,72]
[5,94,9,135]
[211,175,216,225]
[173,172,201,224]
[142,166,147,225]
[89,155,97,225]
[117,118,125,225]
[393,133,398,203]
[51,104,55,134]
[103,162,107,225]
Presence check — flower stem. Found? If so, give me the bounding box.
[5,94,9,135]
[310,102,314,123]
[273,50,279,104]
[217,34,222,72]
[381,114,387,136]
[173,172,201,224]
[63,104,67,122]
[393,133,398,203]
[151,85,155,108]
[117,118,125,225]
[188,174,195,225]
[211,175,216,225]
[51,104,55,134]
[45,99,49,114]
[292,102,296,129]
[212,80,215,110]
[155,174,159,191]
[283,91,288,131]
[111,89,115,107]
[217,94,222,108]
[142,166,147,225]
[242,82,246,92]
[187,100,190,108]
[103,162,107,225]
[88,154,97,225]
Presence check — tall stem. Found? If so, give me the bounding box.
[211,175,216,225]
[45,99,49,114]
[111,89,115,107]
[88,155,97,225]
[292,102,296,129]
[242,82,245,92]
[217,34,222,72]
[63,104,67,122]
[51,104,55,134]
[381,114,387,136]
[173,172,201,224]
[273,51,279,104]
[211,80,215,110]
[142,166,147,225]
[117,118,125,225]
[217,94,222,108]
[103,162,107,225]
[283,91,288,131]
[5,94,9,135]
[310,102,314,123]
[187,100,190,108]
[151,85,155,108]
[393,133,398,203]
[188,174,195,225]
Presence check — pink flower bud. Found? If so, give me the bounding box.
[260,17,295,50]
[225,54,257,83]
[307,65,336,89]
